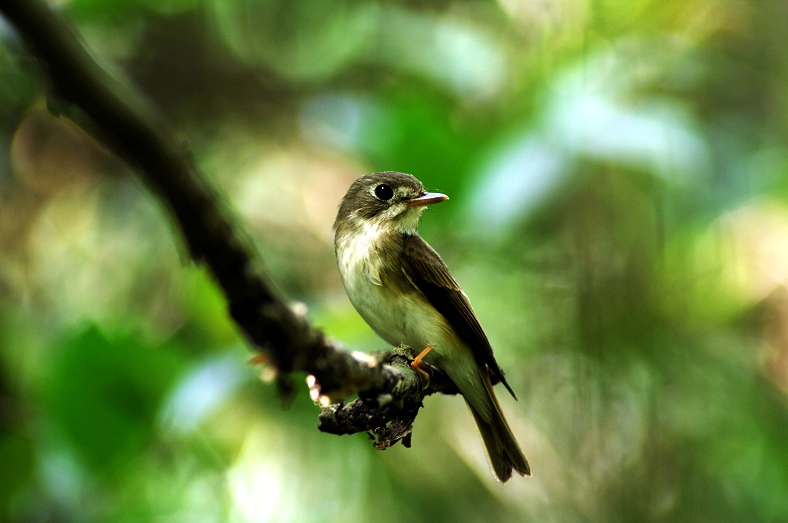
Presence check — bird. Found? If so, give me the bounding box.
[333,171,530,482]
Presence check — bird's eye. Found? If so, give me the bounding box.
[374,184,394,201]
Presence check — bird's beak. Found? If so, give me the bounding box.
[409,191,449,207]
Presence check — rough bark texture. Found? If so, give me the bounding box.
[0,0,457,447]
[317,347,459,448]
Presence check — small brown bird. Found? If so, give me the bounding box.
[333,171,529,481]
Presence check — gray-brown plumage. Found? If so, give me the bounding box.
[334,171,530,482]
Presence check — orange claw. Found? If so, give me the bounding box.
[411,345,433,385]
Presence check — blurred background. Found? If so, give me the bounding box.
[1,0,787,521]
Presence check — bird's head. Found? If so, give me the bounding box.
[334,172,448,235]
[334,171,449,234]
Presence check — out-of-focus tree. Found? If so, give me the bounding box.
[0,0,786,522]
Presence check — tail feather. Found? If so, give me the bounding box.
[466,374,530,482]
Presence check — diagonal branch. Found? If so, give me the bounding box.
[0,0,456,447]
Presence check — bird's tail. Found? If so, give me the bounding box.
[466,374,530,482]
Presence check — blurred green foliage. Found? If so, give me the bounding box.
[1,0,787,521]
[43,327,186,473]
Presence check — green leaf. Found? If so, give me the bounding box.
[43,326,185,474]
[0,433,33,510]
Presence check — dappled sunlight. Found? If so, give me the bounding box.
[1,0,788,520]
[725,200,788,302]
[228,423,375,523]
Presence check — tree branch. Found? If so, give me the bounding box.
[316,347,459,447]
[0,0,453,447]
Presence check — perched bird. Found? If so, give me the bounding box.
[333,171,530,482]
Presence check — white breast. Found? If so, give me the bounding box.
[335,223,451,352]
[336,221,385,289]
[336,222,486,415]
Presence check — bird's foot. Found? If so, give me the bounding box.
[411,345,433,387]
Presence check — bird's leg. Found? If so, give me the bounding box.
[411,345,433,385]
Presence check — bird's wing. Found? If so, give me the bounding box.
[400,234,516,399]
